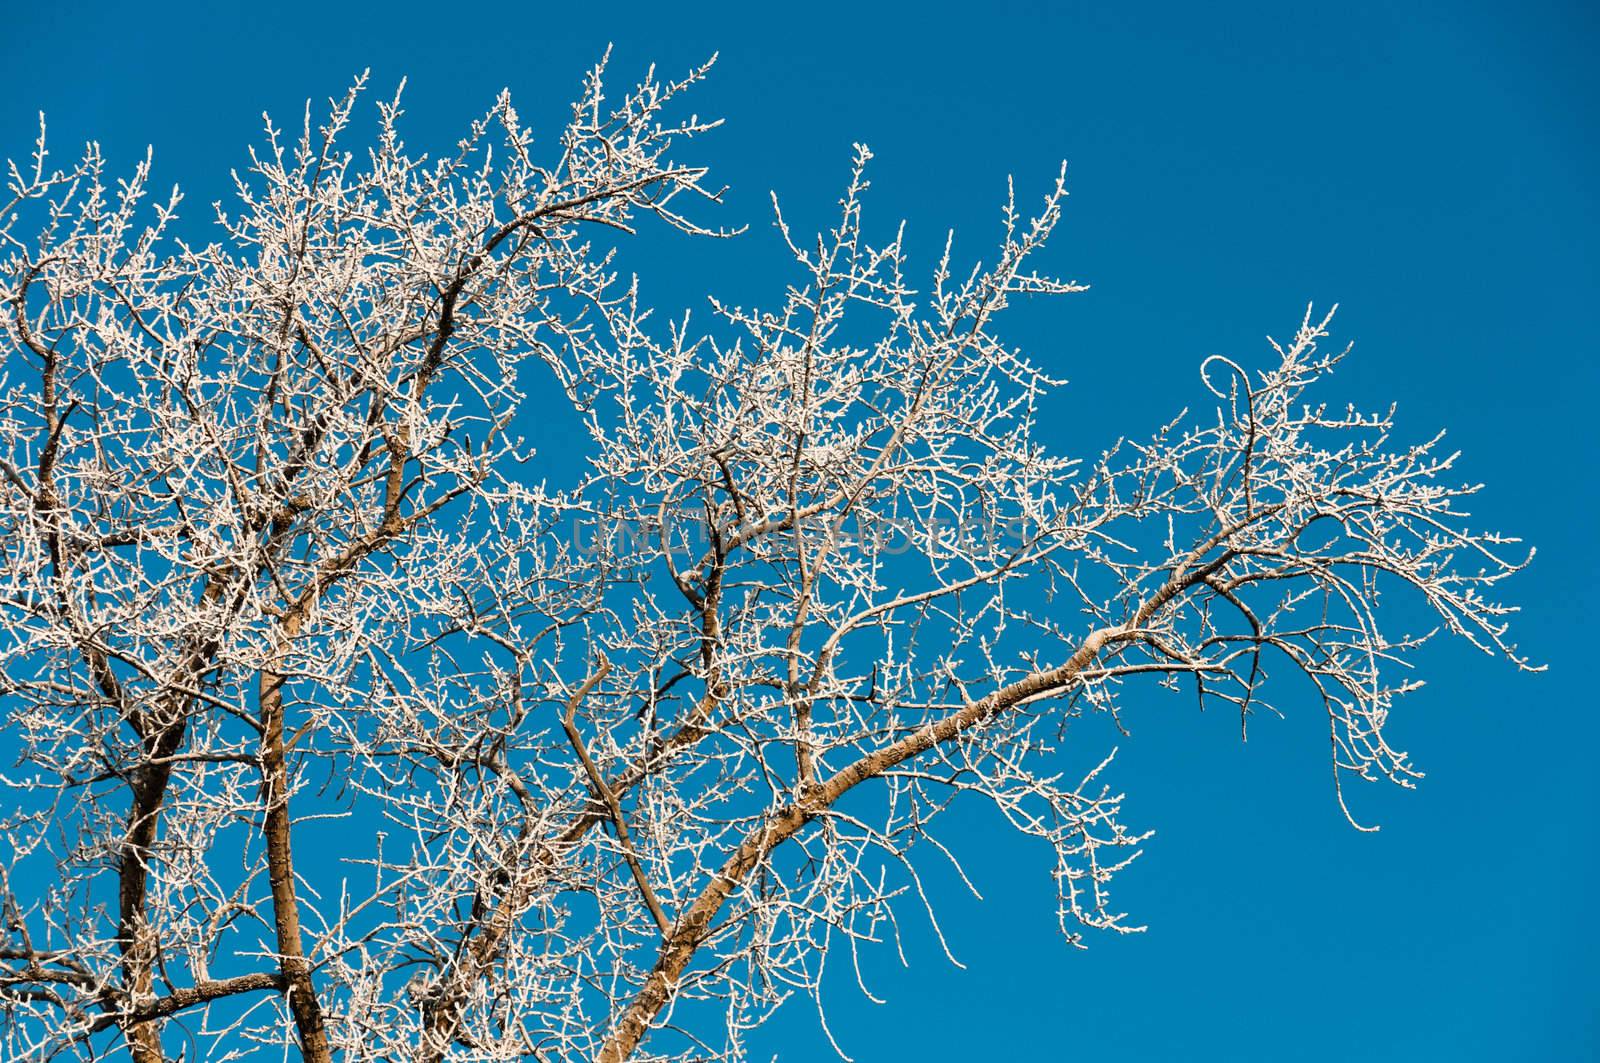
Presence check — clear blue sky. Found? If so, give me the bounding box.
[3,2,1594,1059]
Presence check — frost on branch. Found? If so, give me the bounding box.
[0,60,1533,1063]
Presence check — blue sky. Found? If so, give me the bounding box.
[3,1,1595,1059]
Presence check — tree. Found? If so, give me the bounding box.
[0,56,1536,1062]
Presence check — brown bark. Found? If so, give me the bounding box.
[116,721,185,1063]
[260,652,333,1063]
[595,629,1115,1062]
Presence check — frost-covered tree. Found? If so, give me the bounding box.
[0,56,1536,1062]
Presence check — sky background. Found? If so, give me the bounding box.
[2,1,1595,1060]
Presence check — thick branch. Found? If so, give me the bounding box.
[595,626,1116,1061]
[559,655,672,937]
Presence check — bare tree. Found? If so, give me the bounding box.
[0,57,1536,1062]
